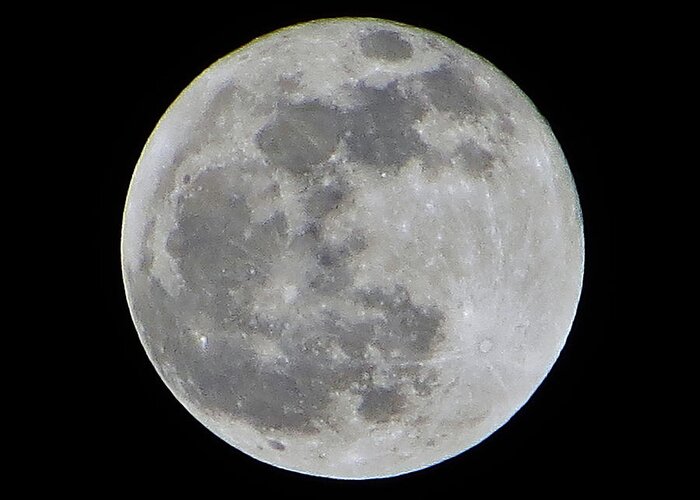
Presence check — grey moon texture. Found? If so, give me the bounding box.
[121,18,584,479]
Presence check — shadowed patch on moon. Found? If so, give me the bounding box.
[343,81,428,172]
[123,17,583,480]
[305,178,350,219]
[165,169,286,322]
[309,238,366,294]
[421,64,484,119]
[268,439,286,451]
[360,30,413,61]
[131,168,449,435]
[358,386,407,423]
[458,139,496,175]
[257,81,429,175]
[358,285,446,356]
[256,101,342,175]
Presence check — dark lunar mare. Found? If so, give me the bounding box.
[359,29,414,61]
[133,178,447,437]
[256,80,430,178]
[255,63,498,179]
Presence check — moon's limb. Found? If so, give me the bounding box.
[122,18,584,479]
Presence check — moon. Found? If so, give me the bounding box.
[122,18,584,479]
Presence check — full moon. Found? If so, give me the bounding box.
[122,18,584,479]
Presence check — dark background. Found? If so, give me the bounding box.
[98,5,615,494]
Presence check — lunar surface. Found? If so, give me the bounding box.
[122,18,584,479]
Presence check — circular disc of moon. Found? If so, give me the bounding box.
[122,18,584,479]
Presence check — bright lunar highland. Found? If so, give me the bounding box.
[122,18,584,479]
